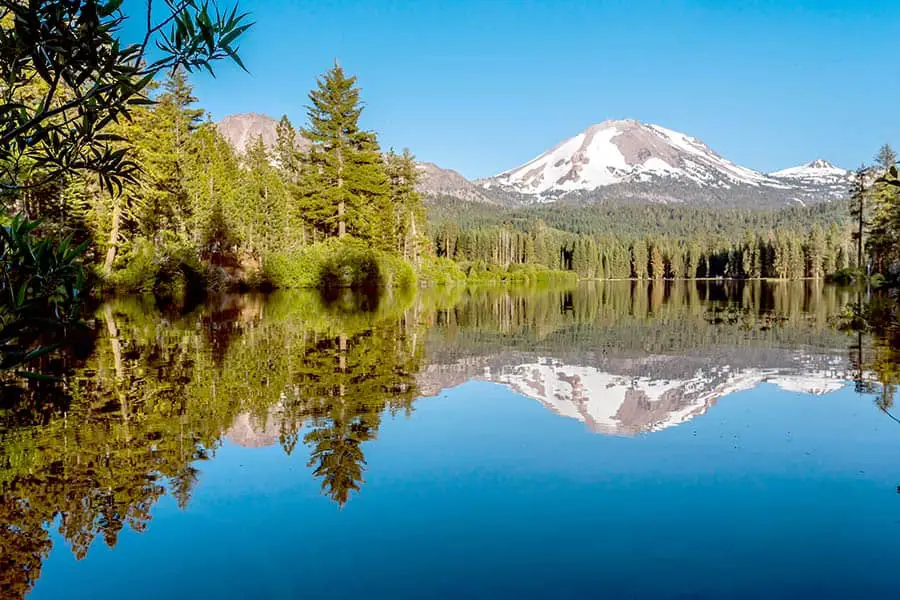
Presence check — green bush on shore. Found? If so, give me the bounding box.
[264,238,416,290]
[109,236,207,300]
[108,237,580,296]
[461,261,578,285]
[418,256,467,286]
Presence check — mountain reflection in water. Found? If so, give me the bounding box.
[0,281,895,599]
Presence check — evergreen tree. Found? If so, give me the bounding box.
[849,165,869,271]
[649,243,664,279]
[875,144,897,173]
[242,137,290,259]
[183,123,243,263]
[807,224,826,278]
[632,239,649,279]
[385,148,427,262]
[300,63,390,243]
[275,115,302,182]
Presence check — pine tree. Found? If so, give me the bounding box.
[385,148,427,261]
[807,224,826,278]
[874,144,897,173]
[300,63,390,242]
[849,165,869,271]
[184,123,242,263]
[632,239,648,279]
[649,243,664,279]
[275,115,301,182]
[242,137,289,259]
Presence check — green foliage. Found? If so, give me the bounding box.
[462,261,577,285]
[6,61,429,297]
[0,0,250,193]
[264,237,416,290]
[429,198,854,281]
[110,235,206,300]
[0,215,86,371]
[826,268,861,285]
[418,256,467,286]
[299,63,392,245]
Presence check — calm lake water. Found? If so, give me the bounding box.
[3,281,900,599]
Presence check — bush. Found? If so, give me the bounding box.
[418,256,466,286]
[459,261,578,285]
[0,215,87,371]
[110,236,206,300]
[264,238,417,290]
[826,268,860,285]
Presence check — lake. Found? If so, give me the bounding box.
[3,281,900,599]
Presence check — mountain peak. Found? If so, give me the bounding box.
[217,112,310,155]
[770,158,849,181]
[806,158,835,169]
[490,119,778,197]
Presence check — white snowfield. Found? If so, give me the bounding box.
[770,158,853,183]
[487,119,847,200]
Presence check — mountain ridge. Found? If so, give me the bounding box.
[478,119,850,207]
[215,112,851,209]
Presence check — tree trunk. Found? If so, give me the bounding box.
[337,146,346,238]
[104,203,122,277]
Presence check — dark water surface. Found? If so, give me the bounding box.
[3,281,900,599]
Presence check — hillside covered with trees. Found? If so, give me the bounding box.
[11,62,431,296]
[427,198,856,280]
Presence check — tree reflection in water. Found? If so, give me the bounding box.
[1,280,897,598]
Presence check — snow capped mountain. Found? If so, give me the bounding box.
[770,159,851,183]
[484,119,791,201]
[464,119,852,207]
[215,112,853,208]
[768,159,853,202]
[487,358,849,435]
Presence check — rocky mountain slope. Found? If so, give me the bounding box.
[474,119,850,207]
[216,113,851,209]
[217,112,310,154]
[768,158,854,201]
[416,162,496,204]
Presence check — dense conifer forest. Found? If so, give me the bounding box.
[427,198,856,280]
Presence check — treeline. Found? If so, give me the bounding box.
[854,144,900,280]
[432,219,854,280]
[8,64,428,297]
[427,196,850,237]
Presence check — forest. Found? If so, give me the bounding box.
[3,0,900,381]
[10,63,431,296]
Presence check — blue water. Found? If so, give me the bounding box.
[28,381,900,600]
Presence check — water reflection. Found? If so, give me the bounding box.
[0,281,895,598]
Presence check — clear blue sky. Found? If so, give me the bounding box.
[131,0,899,178]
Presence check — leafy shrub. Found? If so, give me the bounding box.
[0,215,87,371]
[111,236,206,300]
[826,268,860,285]
[264,238,417,290]
[418,256,466,286]
[460,261,578,285]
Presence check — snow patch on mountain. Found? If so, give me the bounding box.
[488,358,849,435]
[770,159,851,183]
[487,119,792,199]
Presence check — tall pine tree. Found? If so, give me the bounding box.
[300,63,390,243]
